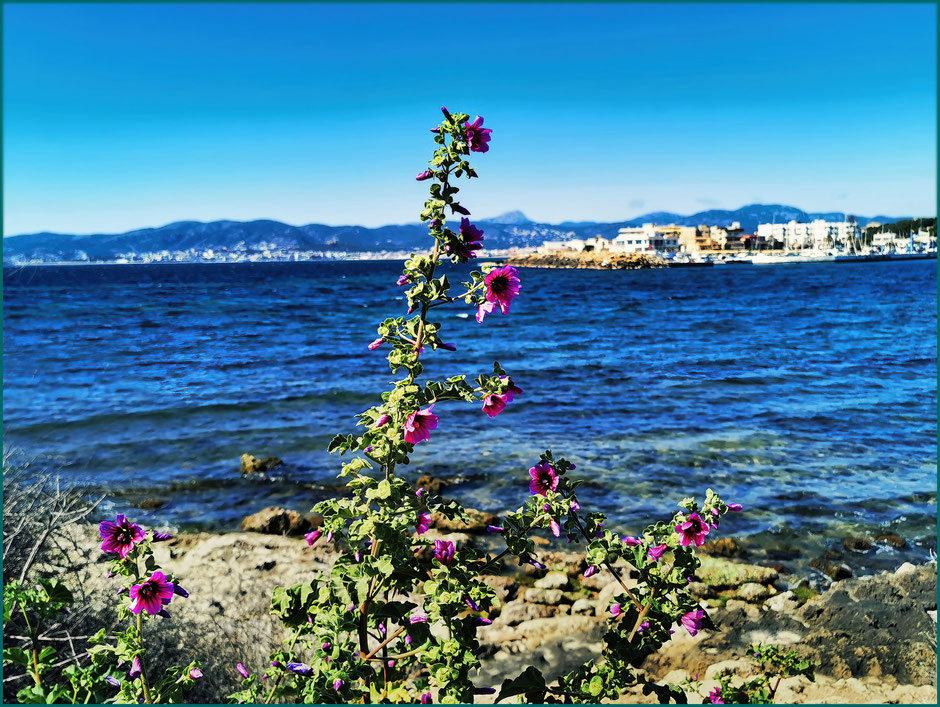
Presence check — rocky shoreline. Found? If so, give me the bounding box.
[48,508,937,704]
[507,251,666,269]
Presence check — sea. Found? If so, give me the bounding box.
[3,259,936,581]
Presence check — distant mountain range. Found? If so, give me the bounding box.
[2,204,916,262]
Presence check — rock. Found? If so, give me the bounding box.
[481,575,518,603]
[240,453,283,475]
[765,590,800,613]
[416,475,447,495]
[773,674,812,703]
[597,577,638,607]
[579,572,609,592]
[571,598,597,615]
[534,571,570,591]
[736,582,772,603]
[696,556,778,589]
[524,588,566,605]
[430,507,498,534]
[687,581,711,598]
[810,557,853,581]
[874,533,907,548]
[894,562,919,577]
[239,507,311,536]
[493,600,557,626]
[133,498,166,509]
[704,658,754,681]
[700,537,745,557]
[843,536,872,552]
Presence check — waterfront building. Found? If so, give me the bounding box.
[756,219,861,250]
[611,224,683,253]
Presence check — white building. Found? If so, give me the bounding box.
[611,224,681,254]
[756,220,861,251]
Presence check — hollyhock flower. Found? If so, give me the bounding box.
[416,170,433,181]
[305,530,322,546]
[287,662,312,676]
[482,392,509,417]
[464,116,492,153]
[129,572,174,615]
[373,414,391,428]
[404,405,438,445]
[727,503,743,512]
[637,620,650,633]
[680,609,705,636]
[477,265,521,322]
[584,565,597,578]
[486,525,504,533]
[236,663,250,679]
[128,656,142,679]
[464,594,480,611]
[550,519,562,538]
[499,376,523,401]
[410,610,429,624]
[528,559,545,570]
[421,692,433,704]
[105,675,121,687]
[474,617,493,626]
[333,678,344,692]
[415,513,431,535]
[446,218,484,260]
[434,539,455,564]
[647,544,668,561]
[610,603,622,618]
[707,687,725,704]
[428,218,442,230]
[189,668,203,679]
[405,634,413,645]
[99,514,146,559]
[528,462,559,496]
[152,532,173,542]
[475,300,497,323]
[623,536,641,546]
[415,488,425,498]
[675,513,711,547]
[368,337,385,351]
[397,275,411,286]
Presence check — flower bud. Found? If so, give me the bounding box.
[374,414,391,428]
[189,668,203,679]
[416,170,433,181]
[305,530,322,546]
[583,565,597,578]
[173,584,189,598]
[486,525,504,533]
[368,337,385,351]
[152,532,173,542]
[236,663,249,679]
[105,676,121,687]
[610,603,622,618]
[333,678,344,692]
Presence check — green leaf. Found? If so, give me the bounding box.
[496,666,546,703]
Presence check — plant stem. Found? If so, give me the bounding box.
[572,515,643,609]
[263,629,302,704]
[361,626,406,662]
[135,614,152,704]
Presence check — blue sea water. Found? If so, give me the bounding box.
[2,260,936,578]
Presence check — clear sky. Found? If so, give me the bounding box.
[3,2,937,235]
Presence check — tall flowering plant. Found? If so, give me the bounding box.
[233,108,742,705]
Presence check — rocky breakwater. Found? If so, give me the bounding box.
[508,251,666,270]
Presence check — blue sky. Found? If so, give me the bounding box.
[3,2,936,235]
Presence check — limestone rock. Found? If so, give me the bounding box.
[239,453,283,475]
[696,556,778,589]
[240,507,311,536]
[534,571,571,591]
[524,588,566,605]
[736,582,773,603]
[430,507,498,534]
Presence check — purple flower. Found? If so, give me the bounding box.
[421,692,433,704]
[416,170,433,181]
[474,687,496,695]
[610,603,622,618]
[647,544,667,562]
[287,662,312,676]
[152,532,173,542]
[473,617,493,626]
[373,414,391,428]
[486,525,504,533]
[128,656,142,679]
[321,643,331,651]
[433,540,455,564]
[680,609,706,636]
[464,594,480,611]
[528,559,545,570]
[707,686,725,704]
[404,405,438,445]
[189,667,203,679]
[675,513,710,547]
[623,536,641,546]
[305,529,322,546]
[397,275,411,286]
[173,584,189,598]
[446,217,485,261]
[354,550,361,562]
[584,565,597,578]
[528,462,559,496]
[727,503,743,512]
[99,514,146,559]
[477,265,521,322]
[236,663,250,679]
[415,512,431,535]
[550,519,562,538]
[410,610,429,624]
[333,678,344,692]
[105,675,121,687]
[405,634,413,645]
[158,609,171,618]
[271,660,283,668]
[637,620,650,633]
[482,392,509,418]
[464,116,492,153]
[368,337,385,351]
[439,342,457,351]
[129,572,174,615]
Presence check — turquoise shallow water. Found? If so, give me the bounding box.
[3,259,936,578]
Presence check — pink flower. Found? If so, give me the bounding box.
[622,536,641,546]
[397,275,411,286]
[236,663,250,679]
[482,393,509,417]
[415,513,431,535]
[637,620,650,633]
[404,405,438,444]
[477,266,521,322]
[499,376,524,401]
[446,218,484,261]
[647,544,667,561]
[368,337,385,350]
[416,170,433,181]
[584,565,597,578]
[373,414,391,428]
[409,610,429,624]
[610,603,622,617]
[680,609,705,636]
[465,116,492,153]
[333,678,344,692]
[476,300,497,323]
[434,540,455,564]
[727,503,743,512]
[675,513,711,547]
[528,462,559,496]
[99,514,146,559]
[189,668,203,679]
[129,571,174,615]
[305,530,322,546]
[550,519,561,537]
[707,687,725,704]
[421,692,433,704]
